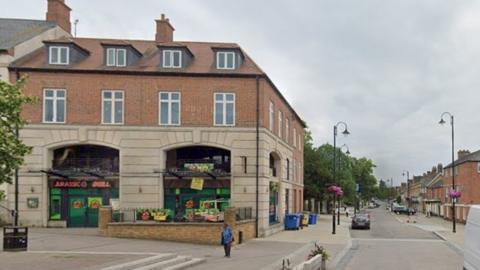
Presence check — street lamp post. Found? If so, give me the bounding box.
[332,122,350,235]
[402,170,410,208]
[439,112,456,233]
[337,144,350,225]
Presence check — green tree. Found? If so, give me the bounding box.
[0,78,35,184]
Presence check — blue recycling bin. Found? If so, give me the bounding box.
[308,213,317,225]
[284,214,300,230]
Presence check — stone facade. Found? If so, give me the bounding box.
[10,117,302,236]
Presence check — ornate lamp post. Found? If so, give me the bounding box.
[332,122,350,235]
[439,112,456,233]
[402,170,410,208]
[337,144,350,225]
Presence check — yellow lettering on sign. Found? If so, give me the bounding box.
[191,178,204,190]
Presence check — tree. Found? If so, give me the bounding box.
[303,128,378,209]
[0,78,35,185]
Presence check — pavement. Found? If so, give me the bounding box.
[0,214,352,270]
[393,211,465,252]
[337,205,464,270]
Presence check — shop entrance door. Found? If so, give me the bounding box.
[68,197,86,227]
[86,197,103,227]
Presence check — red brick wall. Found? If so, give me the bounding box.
[18,71,304,138]
[443,162,480,204]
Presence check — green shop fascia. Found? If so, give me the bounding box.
[49,179,119,227]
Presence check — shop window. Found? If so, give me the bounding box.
[49,188,62,220]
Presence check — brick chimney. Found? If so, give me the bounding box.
[46,0,72,34]
[437,163,443,173]
[458,150,470,159]
[155,14,174,43]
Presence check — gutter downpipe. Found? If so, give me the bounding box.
[255,75,260,238]
[14,68,20,226]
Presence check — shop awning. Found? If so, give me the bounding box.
[164,178,230,189]
[161,169,230,180]
[40,169,118,179]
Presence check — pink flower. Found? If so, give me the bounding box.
[448,189,461,199]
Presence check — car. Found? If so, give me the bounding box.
[352,213,370,230]
[392,205,416,215]
[464,205,480,270]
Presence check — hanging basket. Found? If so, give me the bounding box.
[448,189,461,199]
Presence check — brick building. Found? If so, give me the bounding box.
[441,150,480,222]
[7,1,305,236]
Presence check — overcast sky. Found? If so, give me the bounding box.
[2,0,480,185]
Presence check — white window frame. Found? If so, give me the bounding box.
[106,48,127,67]
[43,89,66,123]
[213,93,236,126]
[269,101,274,131]
[216,51,236,70]
[101,90,124,125]
[159,92,181,125]
[162,50,182,68]
[293,128,297,147]
[286,118,289,143]
[278,111,283,138]
[49,46,69,65]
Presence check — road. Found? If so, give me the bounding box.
[337,205,463,270]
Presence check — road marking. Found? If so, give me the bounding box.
[352,238,442,243]
[100,254,175,270]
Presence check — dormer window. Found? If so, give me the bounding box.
[217,51,235,70]
[163,50,182,68]
[106,48,127,67]
[49,46,69,65]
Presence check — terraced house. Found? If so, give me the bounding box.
[8,0,305,237]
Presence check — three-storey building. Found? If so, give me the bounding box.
[9,8,305,236]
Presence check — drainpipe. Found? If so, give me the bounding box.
[14,68,20,226]
[255,76,260,238]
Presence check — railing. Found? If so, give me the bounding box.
[53,158,119,172]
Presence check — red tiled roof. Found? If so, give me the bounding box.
[12,37,265,75]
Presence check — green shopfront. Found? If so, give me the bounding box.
[163,146,231,221]
[47,145,119,227]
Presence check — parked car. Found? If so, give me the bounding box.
[392,205,416,215]
[352,213,370,230]
[464,205,480,270]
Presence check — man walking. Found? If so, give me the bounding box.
[221,222,233,257]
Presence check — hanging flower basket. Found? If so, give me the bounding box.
[448,189,461,199]
[327,185,343,197]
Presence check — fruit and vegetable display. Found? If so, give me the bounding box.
[136,208,173,222]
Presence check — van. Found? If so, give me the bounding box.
[464,205,480,270]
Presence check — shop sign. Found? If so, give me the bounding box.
[51,180,112,189]
[184,163,214,172]
[190,177,204,190]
